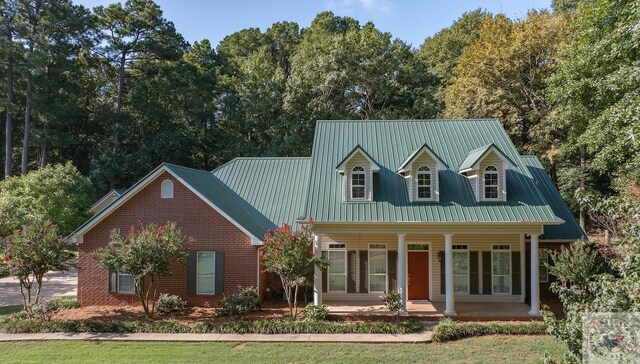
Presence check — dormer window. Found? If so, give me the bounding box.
[336,145,380,202]
[458,143,516,202]
[484,166,499,199]
[416,166,432,199]
[351,166,366,199]
[397,144,447,203]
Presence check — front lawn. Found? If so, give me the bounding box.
[0,306,23,316]
[0,336,565,363]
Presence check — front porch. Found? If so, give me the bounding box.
[311,227,549,318]
[325,301,540,321]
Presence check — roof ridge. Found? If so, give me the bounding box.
[316,119,499,123]
[162,162,211,174]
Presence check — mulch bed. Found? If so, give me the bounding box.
[53,300,295,323]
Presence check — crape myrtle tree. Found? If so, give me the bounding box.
[261,220,328,318]
[0,220,73,315]
[92,221,191,319]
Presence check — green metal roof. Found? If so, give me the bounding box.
[521,156,585,240]
[213,157,311,230]
[458,143,517,172]
[397,143,449,171]
[304,119,563,223]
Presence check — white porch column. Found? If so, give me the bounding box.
[520,234,526,303]
[444,233,456,316]
[313,234,322,306]
[397,233,407,312]
[529,234,540,316]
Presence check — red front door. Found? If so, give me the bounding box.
[408,252,429,300]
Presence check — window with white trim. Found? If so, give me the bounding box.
[452,245,469,293]
[161,179,174,199]
[197,252,216,294]
[416,166,432,199]
[369,244,387,292]
[492,245,511,294]
[539,249,550,283]
[117,272,135,294]
[484,166,499,199]
[408,244,429,251]
[328,244,346,292]
[351,166,366,199]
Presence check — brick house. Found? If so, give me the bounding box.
[74,119,584,315]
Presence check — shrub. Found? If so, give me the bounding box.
[156,294,186,314]
[382,291,402,321]
[26,296,78,321]
[302,303,328,321]
[215,286,259,317]
[0,313,423,334]
[431,318,547,342]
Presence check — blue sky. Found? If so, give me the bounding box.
[75,0,552,49]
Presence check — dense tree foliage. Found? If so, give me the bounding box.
[0,0,637,235]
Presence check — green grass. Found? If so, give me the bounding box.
[0,336,565,363]
[0,305,23,316]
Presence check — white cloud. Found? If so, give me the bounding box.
[324,0,394,14]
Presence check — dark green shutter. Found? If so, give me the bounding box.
[215,252,224,295]
[469,251,479,294]
[512,251,521,295]
[439,252,445,294]
[359,250,368,293]
[388,251,398,292]
[322,251,328,293]
[108,268,117,293]
[482,252,492,294]
[187,252,197,295]
[347,251,356,293]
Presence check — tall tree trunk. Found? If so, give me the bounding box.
[579,149,586,230]
[22,56,33,175]
[110,51,126,189]
[4,28,13,178]
[38,129,47,168]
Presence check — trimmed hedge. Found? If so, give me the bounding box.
[0,313,422,335]
[432,318,547,342]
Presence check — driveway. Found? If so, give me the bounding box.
[0,269,77,306]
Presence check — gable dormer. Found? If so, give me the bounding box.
[336,145,380,202]
[458,144,517,202]
[397,144,448,202]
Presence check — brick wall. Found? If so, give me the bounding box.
[77,172,259,307]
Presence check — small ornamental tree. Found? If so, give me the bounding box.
[92,221,191,319]
[262,221,328,318]
[0,220,73,316]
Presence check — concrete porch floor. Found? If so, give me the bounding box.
[325,301,539,321]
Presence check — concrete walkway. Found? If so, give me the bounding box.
[0,324,434,343]
[0,269,77,307]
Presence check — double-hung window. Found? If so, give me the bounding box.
[369,244,387,292]
[452,245,469,293]
[351,166,366,199]
[484,166,499,199]
[416,166,432,199]
[117,272,135,294]
[492,245,511,294]
[328,244,346,292]
[197,252,216,294]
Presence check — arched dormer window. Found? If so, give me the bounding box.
[484,166,498,199]
[160,179,174,199]
[351,166,366,199]
[416,166,432,199]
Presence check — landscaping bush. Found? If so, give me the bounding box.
[382,291,402,321]
[0,313,422,335]
[156,294,186,314]
[215,286,259,317]
[432,318,547,342]
[26,296,79,321]
[302,303,328,321]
